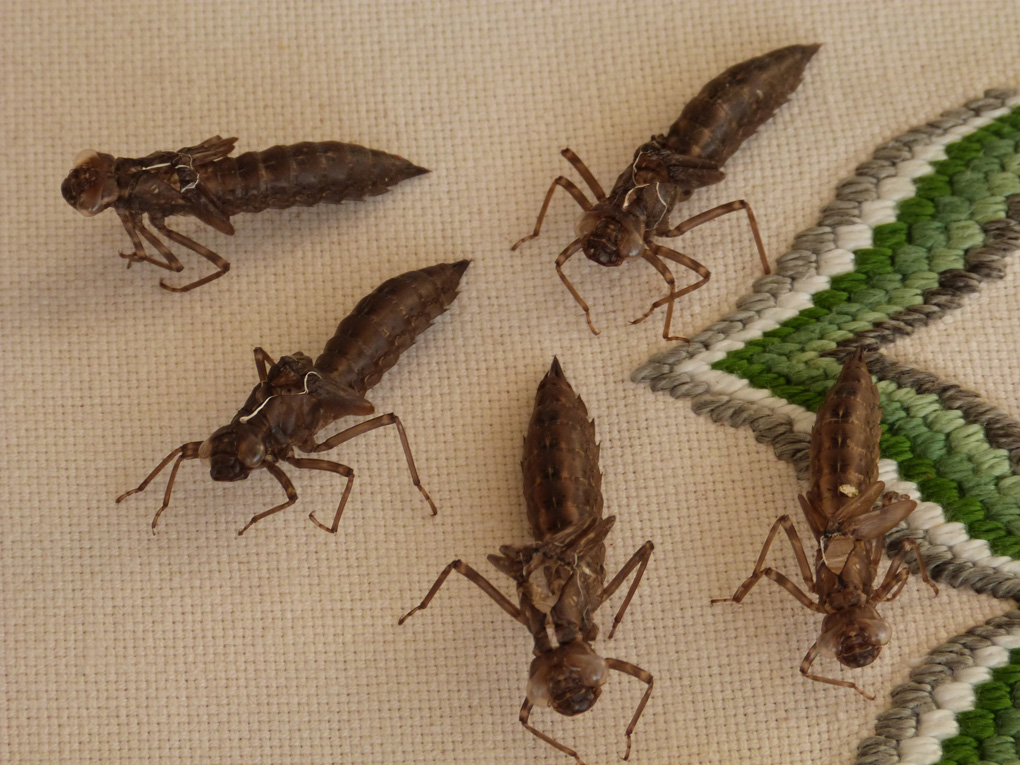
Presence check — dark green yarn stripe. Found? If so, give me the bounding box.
[814,106,1020,325]
[713,106,1020,558]
[933,649,1020,765]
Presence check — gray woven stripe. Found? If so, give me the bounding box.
[855,609,1020,765]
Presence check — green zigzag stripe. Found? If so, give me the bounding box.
[712,106,1020,557]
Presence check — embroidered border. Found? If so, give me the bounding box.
[633,90,1020,597]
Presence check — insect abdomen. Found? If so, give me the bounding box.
[522,359,604,541]
[314,261,469,395]
[808,348,883,517]
[200,141,428,215]
[664,43,819,165]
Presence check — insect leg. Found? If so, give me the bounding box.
[712,515,822,612]
[895,536,938,596]
[598,541,655,639]
[605,658,654,762]
[554,239,600,335]
[237,460,302,535]
[398,559,526,627]
[137,224,192,274]
[873,537,939,602]
[303,412,437,519]
[875,566,911,604]
[632,250,686,341]
[868,535,884,570]
[252,347,276,382]
[150,220,230,293]
[511,169,595,251]
[659,199,770,275]
[114,213,151,268]
[632,243,711,340]
[273,456,355,534]
[861,493,936,598]
[800,642,875,699]
[519,698,587,765]
[115,441,202,530]
[560,148,606,200]
[115,210,184,272]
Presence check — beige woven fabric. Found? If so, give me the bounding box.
[4,1,1020,763]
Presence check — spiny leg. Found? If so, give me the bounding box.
[115,213,155,269]
[721,567,822,612]
[660,199,770,275]
[712,515,819,609]
[599,541,655,639]
[554,239,599,335]
[305,412,437,520]
[605,658,654,762]
[632,243,710,341]
[138,224,190,273]
[898,536,938,596]
[117,213,187,273]
[520,699,586,765]
[236,460,301,535]
[874,538,939,602]
[878,492,937,596]
[252,347,276,381]
[643,243,711,304]
[152,220,230,292]
[800,642,875,700]
[261,456,355,535]
[512,166,595,250]
[869,535,885,571]
[398,559,526,627]
[631,250,684,341]
[115,441,201,530]
[876,566,910,604]
[560,148,606,200]
[115,210,184,271]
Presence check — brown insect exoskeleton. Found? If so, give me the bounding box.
[62,137,428,291]
[512,44,819,340]
[400,359,654,764]
[713,347,939,698]
[116,261,468,535]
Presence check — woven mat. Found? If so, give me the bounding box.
[4,2,1020,763]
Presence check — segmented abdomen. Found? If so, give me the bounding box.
[197,141,428,215]
[808,348,884,517]
[314,261,469,395]
[664,43,819,165]
[522,358,604,541]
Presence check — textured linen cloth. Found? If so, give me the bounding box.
[3,2,1020,763]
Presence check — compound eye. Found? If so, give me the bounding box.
[72,149,100,167]
[198,437,214,467]
[617,225,644,259]
[574,211,600,240]
[859,614,891,645]
[568,652,608,687]
[237,434,265,468]
[526,671,552,708]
